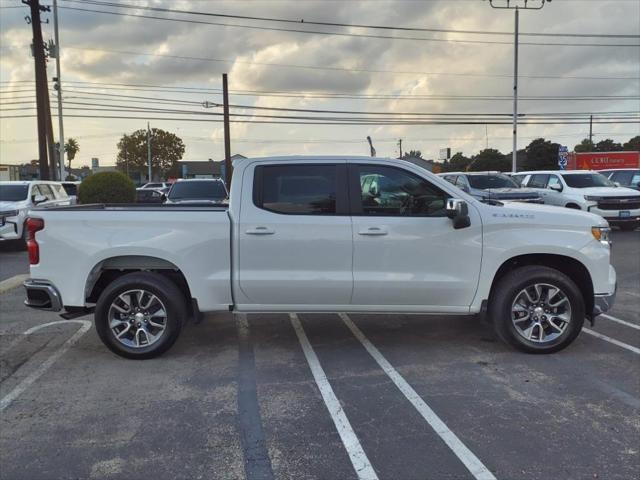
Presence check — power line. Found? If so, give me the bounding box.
[57,5,640,48]
[60,0,640,39]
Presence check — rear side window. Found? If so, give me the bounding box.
[50,183,68,198]
[253,164,342,215]
[528,174,550,188]
[62,183,77,196]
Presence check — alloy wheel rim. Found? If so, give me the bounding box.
[511,283,572,344]
[108,289,167,348]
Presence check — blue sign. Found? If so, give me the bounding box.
[558,146,569,170]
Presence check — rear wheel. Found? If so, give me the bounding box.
[95,272,186,359]
[490,266,585,354]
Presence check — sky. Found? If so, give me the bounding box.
[1,0,639,168]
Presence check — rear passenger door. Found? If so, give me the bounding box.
[237,162,353,307]
[526,174,551,203]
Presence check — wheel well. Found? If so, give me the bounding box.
[565,203,582,209]
[490,254,594,314]
[85,256,192,311]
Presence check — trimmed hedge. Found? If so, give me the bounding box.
[78,171,136,204]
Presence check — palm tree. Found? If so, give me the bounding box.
[65,138,79,170]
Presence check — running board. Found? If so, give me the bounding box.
[59,307,95,320]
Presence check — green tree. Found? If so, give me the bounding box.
[78,171,135,204]
[65,138,80,170]
[441,152,471,172]
[522,138,561,171]
[468,148,509,172]
[622,135,640,151]
[574,138,595,153]
[402,150,423,159]
[594,138,623,152]
[116,128,185,180]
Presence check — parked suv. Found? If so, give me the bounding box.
[0,181,72,243]
[519,170,640,230]
[438,172,542,204]
[599,169,640,192]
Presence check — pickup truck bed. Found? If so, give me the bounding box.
[29,204,233,312]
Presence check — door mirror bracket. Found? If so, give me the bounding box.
[549,183,563,192]
[446,199,471,229]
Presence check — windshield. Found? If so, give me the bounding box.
[0,184,29,202]
[168,181,227,200]
[467,174,519,190]
[562,173,615,188]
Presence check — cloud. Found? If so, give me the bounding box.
[1,0,638,164]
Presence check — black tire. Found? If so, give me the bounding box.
[619,223,638,231]
[95,272,187,359]
[489,266,585,354]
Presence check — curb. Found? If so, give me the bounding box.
[0,274,29,294]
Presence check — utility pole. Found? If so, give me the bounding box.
[24,0,51,180]
[398,139,403,158]
[52,0,66,180]
[486,0,551,173]
[222,73,232,190]
[589,115,594,145]
[147,122,152,182]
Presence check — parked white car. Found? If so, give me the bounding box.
[0,181,72,243]
[23,156,616,358]
[516,170,640,231]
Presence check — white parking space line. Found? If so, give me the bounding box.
[0,274,29,294]
[289,313,379,480]
[599,314,640,331]
[0,320,92,413]
[339,313,497,480]
[583,328,640,355]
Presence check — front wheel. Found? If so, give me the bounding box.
[490,266,585,354]
[95,272,186,359]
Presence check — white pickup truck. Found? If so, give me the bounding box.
[23,156,617,359]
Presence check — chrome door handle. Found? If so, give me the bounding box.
[358,227,388,236]
[246,226,275,235]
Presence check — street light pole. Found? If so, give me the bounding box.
[486,0,551,172]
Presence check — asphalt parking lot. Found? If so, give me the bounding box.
[0,231,638,480]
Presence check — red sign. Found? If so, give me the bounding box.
[567,151,640,170]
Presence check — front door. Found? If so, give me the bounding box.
[237,162,353,307]
[349,163,482,311]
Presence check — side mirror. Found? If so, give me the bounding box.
[161,193,167,203]
[446,199,471,229]
[32,194,47,205]
[460,185,470,193]
[549,183,562,192]
[614,182,621,187]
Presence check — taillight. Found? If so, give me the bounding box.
[26,217,45,265]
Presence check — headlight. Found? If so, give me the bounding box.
[0,210,19,218]
[591,226,611,245]
[584,195,600,202]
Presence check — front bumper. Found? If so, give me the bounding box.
[23,279,63,312]
[592,283,617,317]
[587,206,640,225]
